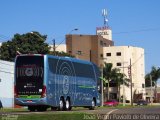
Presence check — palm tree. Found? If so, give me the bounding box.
[145,66,160,102]
[103,63,119,101]
[145,73,155,87]
[114,71,130,102]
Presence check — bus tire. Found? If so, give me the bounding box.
[37,106,47,112]
[89,99,96,110]
[58,98,65,111]
[65,98,71,111]
[28,106,36,112]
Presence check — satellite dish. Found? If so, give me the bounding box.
[105,18,108,22]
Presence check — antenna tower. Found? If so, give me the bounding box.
[102,9,109,27]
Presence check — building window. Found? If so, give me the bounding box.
[117,62,121,66]
[77,51,82,55]
[69,51,72,54]
[106,53,111,56]
[116,52,121,56]
[100,40,103,46]
[103,43,107,46]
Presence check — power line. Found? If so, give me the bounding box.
[0,34,11,41]
[113,27,160,35]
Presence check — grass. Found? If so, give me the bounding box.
[0,108,28,112]
[17,113,92,120]
[1,113,96,120]
[0,108,97,120]
[1,105,160,120]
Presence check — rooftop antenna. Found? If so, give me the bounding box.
[102,9,109,27]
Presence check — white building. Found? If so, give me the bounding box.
[96,26,112,40]
[0,60,14,107]
[103,46,146,102]
[49,44,66,52]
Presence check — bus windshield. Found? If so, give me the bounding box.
[15,55,44,95]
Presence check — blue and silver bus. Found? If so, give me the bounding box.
[14,54,101,111]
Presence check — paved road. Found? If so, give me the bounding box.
[104,106,160,120]
[1,106,160,120]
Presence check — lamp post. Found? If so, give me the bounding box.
[30,32,56,55]
[56,28,78,49]
[30,32,45,41]
[69,28,78,34]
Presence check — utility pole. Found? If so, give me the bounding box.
[52,39,56,55]
[101,66,104,106]
[129,58,133,106]
[122,62,126,106]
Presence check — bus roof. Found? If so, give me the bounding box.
[16,54,94,65]
[46,54,93,65]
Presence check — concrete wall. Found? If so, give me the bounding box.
[0,60,14,108]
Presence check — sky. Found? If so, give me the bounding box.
[0,0,160,74]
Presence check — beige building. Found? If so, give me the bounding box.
[66,34,114,67]
[103,46,146,102]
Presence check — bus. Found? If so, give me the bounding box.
[14,54,101,111]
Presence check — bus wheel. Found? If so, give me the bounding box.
[66,99,71,111]
[28,106,36,112]
[58,98,65,111]
[37,106,47,111]
[89,99,96,110]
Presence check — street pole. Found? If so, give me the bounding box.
[150,75,153,106]
[122,63,126,106]
[52,39,56,55]
[130,58,133,106]
[101,67,104,106]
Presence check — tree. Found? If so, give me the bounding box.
[0,32,50,61]
[102,62,130,101]
[49,51,74,57]
[103,63,119,101]
[145,73,155,87]
[145,66,160,102]
[114,71,129,102]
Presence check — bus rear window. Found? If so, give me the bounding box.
[15,56,44,95]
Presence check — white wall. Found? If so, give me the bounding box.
[0,60,14,107]
[49,44,66,52]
